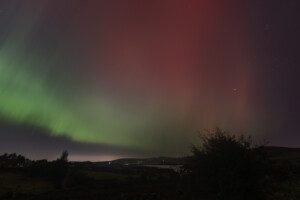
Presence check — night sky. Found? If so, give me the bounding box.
[0,0,299,161]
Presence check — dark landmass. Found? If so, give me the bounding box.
[107,146,300,165]
[103,156,188,165]
[262,146,300,163]
[0,145,299,200]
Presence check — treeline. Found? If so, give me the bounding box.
[0,153,31,168]
[0,151,69,188]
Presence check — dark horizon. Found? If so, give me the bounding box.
[1,119,299,162]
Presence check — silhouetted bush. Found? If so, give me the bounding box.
[183,128,272,200]
[50,150,69,188]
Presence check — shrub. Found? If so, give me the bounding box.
[183,128,272,200]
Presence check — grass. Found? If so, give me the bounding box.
[86,171,128,181]
[293,179,300,199]
[0,172,53,195]
[0,166,299,199]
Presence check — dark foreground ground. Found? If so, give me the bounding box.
[0,146,300,200]
[0,164,184,200]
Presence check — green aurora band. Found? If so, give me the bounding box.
[0,5,191,154]
[0,40,192,154]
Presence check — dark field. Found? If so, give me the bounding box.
[0,162,183,199]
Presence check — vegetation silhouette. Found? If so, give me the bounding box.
[51,150,69,188]
[182,128,298,200]
[0,131,299,199]
[0,153,30,169]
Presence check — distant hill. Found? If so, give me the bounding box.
[262,146,300,163]
[111,157,188,165]
[107,146,300,166]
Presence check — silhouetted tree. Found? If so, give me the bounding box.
[183,128,272,200]
[60,150,69,162]
[51,150,70,188]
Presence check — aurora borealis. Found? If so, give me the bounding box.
[0,0,299,160]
